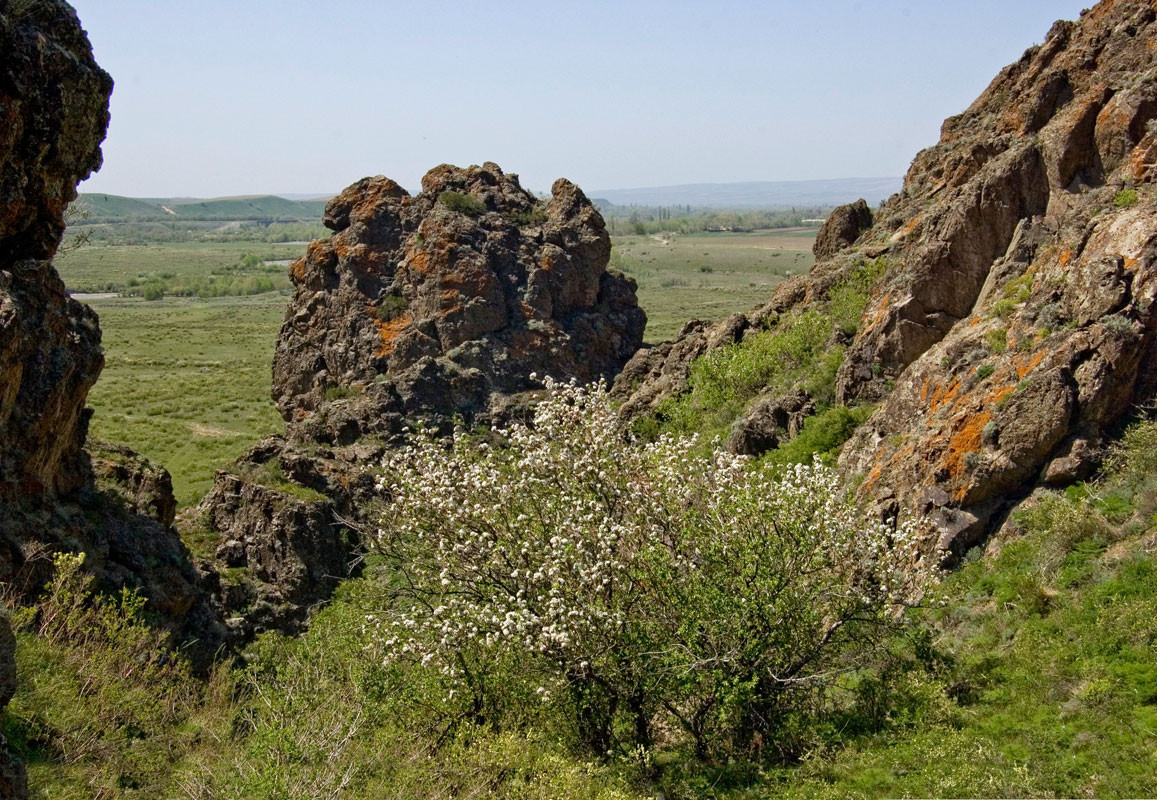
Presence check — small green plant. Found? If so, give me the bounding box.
[324,385,356,401]
[438,191,487,217]
[510,204,547,227]
[1114,188,1139,208]
[985,327,1008,353]
[992,298,1016,319]
[975,363,995,380]
[376,293,409,322]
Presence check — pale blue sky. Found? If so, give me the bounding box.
[70,1,1089,197]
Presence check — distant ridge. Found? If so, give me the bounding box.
[74,193,328,221]
[591,177,902,208]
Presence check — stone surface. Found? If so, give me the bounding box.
[0,1,223,672]
[616,0,1157,556]
[274,162,645,438]
[812,199,872,261]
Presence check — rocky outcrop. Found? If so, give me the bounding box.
[812,199,872,261]
[197,163,646,635]
[616,0,1157,556]
[0,0,110,500]
[0,1,223,666]
[274,162,645,439]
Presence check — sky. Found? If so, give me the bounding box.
[70,0,1090,198]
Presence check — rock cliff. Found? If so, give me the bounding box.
[0,0,222,681]
[196,163,646,635]
[617,0,1157,557]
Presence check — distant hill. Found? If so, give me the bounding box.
[73,193,329,221]
[591,177,902,208]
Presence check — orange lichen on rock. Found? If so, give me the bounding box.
[1012,350,1045,379]
[373,312,412,357]
[942,409,992,482]
[1128,134,1157,182]
[928,375,962,413]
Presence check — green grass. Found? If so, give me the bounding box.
[1114,188,1139,208]
[651,256,884,442]
[83,293,286,507]
[55,241,307,294]
[611,230,816,342]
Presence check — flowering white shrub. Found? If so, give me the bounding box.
[372,378,936,757]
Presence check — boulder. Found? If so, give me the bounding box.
[812,199,872,261]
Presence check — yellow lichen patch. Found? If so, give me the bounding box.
[1058,248,1073,266]
[990,383,1016,407]
[859,293,892,335]
[373,312,412,357]
[920,377,930,404]
[1128,134,1157,182]
[968,316,980,327]
[290,258,306,282]
[890,214,922,243]
[409,250,431,274]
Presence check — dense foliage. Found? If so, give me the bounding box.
[373,379,933,759]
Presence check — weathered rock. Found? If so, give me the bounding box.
[273,162,645,437]
[726,388,815,456]
[812,199,872,261]
[0,1,223,669]
[617,0,1157,556]
[193,437,373,636]
[197,163,646,637]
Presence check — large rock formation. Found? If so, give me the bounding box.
[197,163,646,635]
[617,0,1157,557]
[0,1,222,667]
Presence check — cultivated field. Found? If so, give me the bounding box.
[58,229,816,506]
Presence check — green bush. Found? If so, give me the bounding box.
[438,190,487,217]
[372,379,933,760]
[7,553,230,798]
[654,257,885,441]
[1114,188,1139,208]
[761,404,873,466]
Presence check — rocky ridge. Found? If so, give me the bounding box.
[195,163,646,636]
[616,0,1157,556]
[0,0,225,733]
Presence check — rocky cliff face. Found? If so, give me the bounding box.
[197,163,646,635]
[0,0,222,678]
[617,0,1157,556]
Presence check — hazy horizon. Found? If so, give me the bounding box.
[71,1,1087,198]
